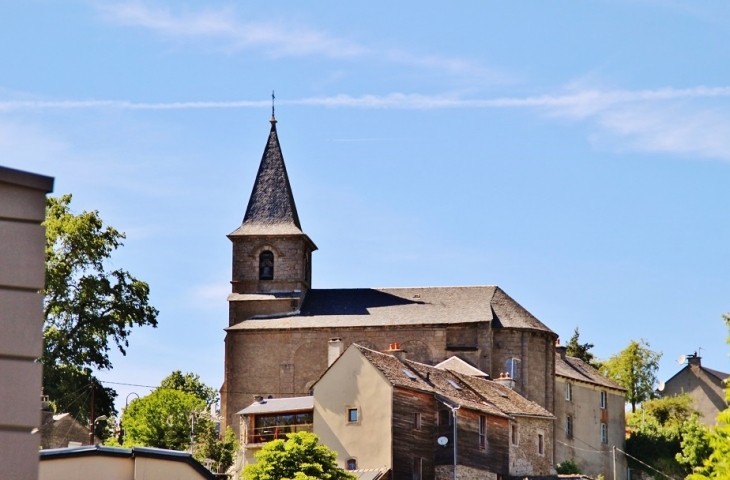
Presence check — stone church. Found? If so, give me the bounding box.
[220,116,558,436]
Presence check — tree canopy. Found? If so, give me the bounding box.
[160,370,219,406]
[244,432,355,480]
[565,327,601,369]
[42,194,159,425]
[601,339,661,412]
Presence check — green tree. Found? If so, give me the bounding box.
[565,327,601,369]
[676,417,711,472]
[601,339,661,412]
[160,370,218,406]
[244,432,355,480]
[42,194,159,426]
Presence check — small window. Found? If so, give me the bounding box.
[259,251,274,280]
[506,358,520,380]
[565,383,572,401]
[601,423,608,444]
[403,369,417,380]
[600,391,607,409]
[510,423,519,446]
[537,433,545,456]
[347,408,359,423]
[478,415,487,451]
[346,458,357,470]
[446,379,462,390]
[414,412,422,430]
[412,457,423,480]
[438,409,451,426]
[566,415,573,438]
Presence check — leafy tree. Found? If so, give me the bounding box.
[676,418,711,472]
[196,425,238,473]
[601,339,661,412]
[565,327,601,369]
[160,370,218,406]
[42,194,158,426]
[556,458,582,474]
[122,388,205,450]
[244,432,355,480]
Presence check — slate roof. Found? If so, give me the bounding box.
[230,120,303,236]
[238,396,313,415]
[355,345,553,419]
[228,286,555,333]
[702,366,729,381]
[555,354,625,391]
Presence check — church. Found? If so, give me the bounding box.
[220,114,559,438]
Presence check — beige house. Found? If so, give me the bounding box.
[0,165,54,480]
[39,445,217,480]
[554,346,626,480]
[313,343,555,480]
[661,353,728,426]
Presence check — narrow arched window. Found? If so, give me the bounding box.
[259,251,274,280]
[346,458,358,470]
[506,358,520,380]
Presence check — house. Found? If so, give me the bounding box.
[39,396,99,449]
[38,445,217,480]
[661,353,729,426]
[312,343,555,480]
[221,116,558,439]
[0,165,54,480]
[237,396,314,466]
[554,345,626,480]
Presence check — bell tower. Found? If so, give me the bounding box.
[226,115,317,326]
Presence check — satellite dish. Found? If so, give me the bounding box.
[677,355,686,365]
[437,436,449,446]
[657,381,665,392]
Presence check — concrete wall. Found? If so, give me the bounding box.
[38,453,213,480]
[313,346,393,470]
[554,377,626,480]
[663,362,727,426]
[0,166,53,480]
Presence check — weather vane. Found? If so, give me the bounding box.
[271,90,275,119]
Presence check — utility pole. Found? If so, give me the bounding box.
[89,379,96,445]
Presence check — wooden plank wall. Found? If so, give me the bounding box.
[393,388,436,480]
[455,409,510,475]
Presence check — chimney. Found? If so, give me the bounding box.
[688,352,701,367]
[328,338,344,367]
[555,339,567,360]
[385,342,406,362]
[494,372,516,390]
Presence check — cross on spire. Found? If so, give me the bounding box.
[271,90,276,123]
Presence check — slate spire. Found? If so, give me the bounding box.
[231,117,303,235]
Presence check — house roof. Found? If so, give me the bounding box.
[555,354,625,391]
[354,345,553,419]
[39,445,216,479]
[435,356,490,378]
[702,366,729,381]
[238,396,313,415]
[350,468,389,480]
[227,286,555,333]
[229,120,303,237]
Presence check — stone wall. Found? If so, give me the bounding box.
[508,416,553,476]
[231,235,312,295]
[435,465,498,480]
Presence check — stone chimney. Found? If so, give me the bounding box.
[328,338,344,367]
[687,352,701,367]
[555,338,567,360]
[385,343,406,362]
[495,372,516,390]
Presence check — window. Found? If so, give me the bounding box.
[566,415,573,438]
[506,358,520,380]
[347,408,359,423]
[446,379,462,390]
[346,458,358,471]
[438,409,451,426]
[412,457,423,480]
[259,251,274,280]
[600,391,607,409]
[510,423,519,445]
[414,412,422,430]
[601,423,608,444]
[478,415,487,451]
[565,383,572,401]
[537,433,545,456]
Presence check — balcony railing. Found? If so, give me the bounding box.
[246,423,313,444]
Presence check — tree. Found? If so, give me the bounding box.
[244,432,355,480]
[565,327,601,369]
[601,339,661,412]
[120,371,237,473]
[42,194,158,426]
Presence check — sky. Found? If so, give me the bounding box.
[3,0,730,414]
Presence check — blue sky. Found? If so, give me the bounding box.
[3,1,730,412]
